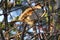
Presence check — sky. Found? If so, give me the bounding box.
[0,8,4,22]
[0,8,22,22]
[8,9,22,22]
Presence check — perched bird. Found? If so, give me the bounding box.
[18,3,42,26]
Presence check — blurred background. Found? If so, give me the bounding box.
[0,0,60,40]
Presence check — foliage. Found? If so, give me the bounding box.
[56,10,60,30]
[0,0,60,40]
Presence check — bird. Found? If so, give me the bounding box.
[18,3,42,27]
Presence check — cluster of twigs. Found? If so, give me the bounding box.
[0,0,60,40]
